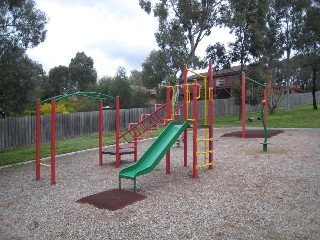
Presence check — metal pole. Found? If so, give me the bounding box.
[115,96,120,168]
[99,101,103,166]
[193,80,198,178]
[166,85,171,174]
[183,65,188,167]
[51,98,56,184]
[264,88,267,124]
[35,99,41,180]
[208,61,214,169]
[241,73,246,138]
[134,132,138,162]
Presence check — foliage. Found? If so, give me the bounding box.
[130,88,151,108]
[223,0,269,71]
[204,42,231,71]
[0,0,48,52]
[141,50,169,89]
[97,67,150,108]
[40,101,78,115]
[42,65,70,99]
[0,0,48,116]
[295,0,320,110]
[231,83,241,106]
[68,52,97,92]
[129,70,143,86]
[156,87,167,103]
[139,0,225,75]
[0,51,44,116]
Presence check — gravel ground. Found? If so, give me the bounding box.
[1,128,320,240]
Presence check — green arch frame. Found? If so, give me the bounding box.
[40,91,115,104]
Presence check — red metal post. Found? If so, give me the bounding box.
[51,98,56,184]
[193,80,198,178]
[99,101,103,166]
[241,73,246,138]
[115,96,120,168]
[183,65,188,167]
[264,88,267,124]
[35,99,41,180]
[134,132,138,162]
[166,85,171,174]
[208,61,214,169]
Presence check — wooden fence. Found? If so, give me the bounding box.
[0,91,319,149]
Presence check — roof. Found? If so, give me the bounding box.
[187,65,245,82]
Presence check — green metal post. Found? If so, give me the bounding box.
[260,100,268,152]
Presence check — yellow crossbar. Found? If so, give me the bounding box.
[196,162,213,169]
[196,138,213,142]
[196,150,213,156]
[40,163,51,167]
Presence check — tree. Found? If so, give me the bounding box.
[274,0,311,112]
[42,65,69,98]
[0,0,48,116]
[0,0,47,55]
[0,50,44,115]
[129,69,143,86]
[112,67,132,108]
[139,0,225,74]
[68,52,97,92]
[204,42,231,71]
[141,50,169,90]
[223,0,269,72]
[296,0,319,110]
[223,0,269,119]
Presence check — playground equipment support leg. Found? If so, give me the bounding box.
[134,132,138,162]
[193,81,198,178]
[165,85,171,174]
[183,64,188,167]
[261,100,268,152]
[115,96,120,168]
[99,101,103,166]
[50,98,56,185]
[208,61,214,169]
[241,73,246,138]
[35,99,41,180]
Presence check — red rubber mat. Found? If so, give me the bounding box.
[221,129,284,138]
[76,189,147,211]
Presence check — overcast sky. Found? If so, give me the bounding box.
[27,0,233,78]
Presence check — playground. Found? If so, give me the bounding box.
[1,127,320,239]
[1,63,319,238]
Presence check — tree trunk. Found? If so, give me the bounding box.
[312,68,318,110]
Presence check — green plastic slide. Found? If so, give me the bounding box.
[119,121,189,191]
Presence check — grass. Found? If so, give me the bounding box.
[0,127,164,167]
[214,104,320,128]
[0,104,319,167]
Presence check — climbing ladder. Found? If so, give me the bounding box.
[119,103,167,143]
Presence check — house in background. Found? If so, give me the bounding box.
[186,65,308,100]
[187,65,244,99]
